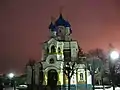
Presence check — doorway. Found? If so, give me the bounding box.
[47,69,58,88]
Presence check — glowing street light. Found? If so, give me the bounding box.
[110,50,119,60]
[8,73,15,79]
[8,73,16,90]
[109,50,119,90]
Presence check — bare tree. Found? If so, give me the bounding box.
[87,48,107,90]
[63,62,75,90]
[27,59,36,90]
[63,47,86,90]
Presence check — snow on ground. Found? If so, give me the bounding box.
[107,87,120,90]
[95,87,120,90]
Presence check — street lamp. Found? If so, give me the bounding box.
[109,50,120,90]
[8,73,16,90]
[8,73,14,79]
[110,50,119,60]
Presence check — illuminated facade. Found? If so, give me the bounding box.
[26,13,92,90]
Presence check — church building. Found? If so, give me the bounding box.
[26,13,92,90]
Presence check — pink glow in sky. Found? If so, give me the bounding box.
[0,0,120,73]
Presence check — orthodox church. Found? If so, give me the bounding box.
[26,13,92,90]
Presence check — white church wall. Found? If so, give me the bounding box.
[64,42,70,49]
[58,70,64,85]
[87,70,92,84]
[70,41,79,60]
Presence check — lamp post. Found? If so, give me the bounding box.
[109,50,119,90]
[8,73,15,90]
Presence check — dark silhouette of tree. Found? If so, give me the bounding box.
[88,48,106,61]
[108,43,119,90]
[63,62,75,90]
[87,48,106,72]
[0,77,3,90]
[27,59,36,90]
[77,46,86,64]
[112,61,120,86]
[63,46,86,90]
[87,48,107,90]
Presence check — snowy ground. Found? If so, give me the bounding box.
[3,87,21,90]
[95,86,120,90]
[95,87,120,90]
[3,87,16,90]
[3,86,120,90]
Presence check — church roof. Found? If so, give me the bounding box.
[48,22,56,31]
[55,14,71,27]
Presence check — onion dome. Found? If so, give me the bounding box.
[48,22,56,31]
[65,20,71,27]
[55,14,71,27]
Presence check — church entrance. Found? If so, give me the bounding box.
[47,69,58,89]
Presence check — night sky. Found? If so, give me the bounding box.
[0,0,120,74]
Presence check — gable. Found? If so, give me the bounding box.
[47,38,57,45]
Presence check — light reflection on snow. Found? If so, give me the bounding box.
[95,86,120,90]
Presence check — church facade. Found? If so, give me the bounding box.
[26,13,92,90]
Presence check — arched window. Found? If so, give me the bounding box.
[51,45,56,53]
[80,73,83,80]
[58,47,61,53]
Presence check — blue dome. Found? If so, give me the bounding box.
[65,21,71,27]
[55,14,71,27]
[48,22,56,31]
